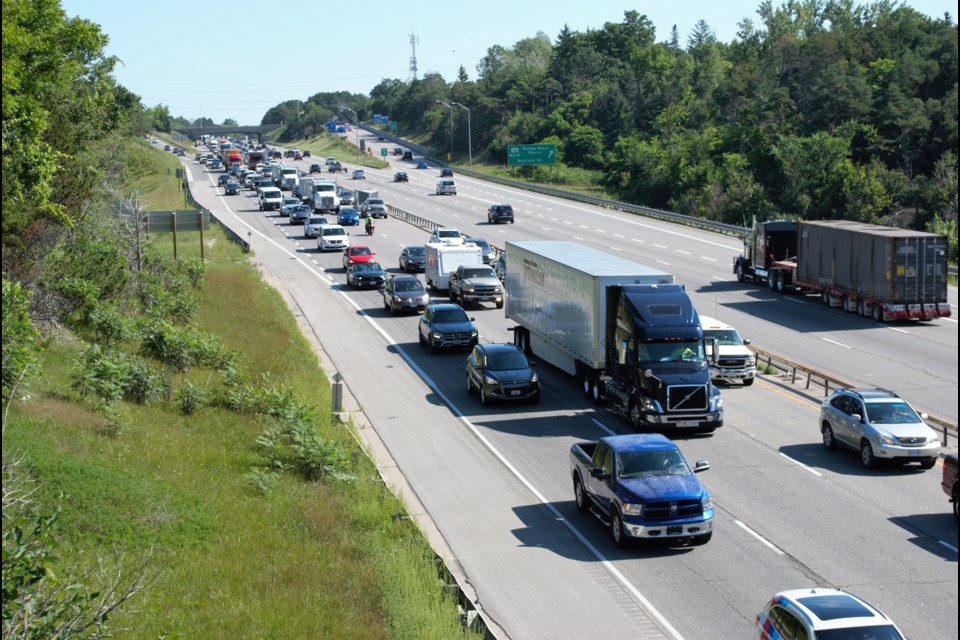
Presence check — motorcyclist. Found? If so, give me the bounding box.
[364,214,374,235]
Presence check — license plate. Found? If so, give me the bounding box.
[677,420,698,428]
[666,526,683,535]
[909,449,920,456]
[510,390,522,397]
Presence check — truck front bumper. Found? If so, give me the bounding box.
[711,366,756,382]
[638,411,723,430]
[623,516,714,540]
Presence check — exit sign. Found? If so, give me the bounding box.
[507,144,556,166]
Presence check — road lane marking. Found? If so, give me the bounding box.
[702,256,717,261]
[821,338,851,349]
[939,540,958,553]
[656,260,671,266]
[735,521,785,555]
[779,453,823,476]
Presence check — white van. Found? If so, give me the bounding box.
[317,224,349,252]
[258,186,283,211]
[700,316,756,386]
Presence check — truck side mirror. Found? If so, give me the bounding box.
[590,467,611,480]
[705,336,719,365]
[743,338,751,346]
[693,460,710,473]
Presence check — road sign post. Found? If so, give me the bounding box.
[507,144,557,166]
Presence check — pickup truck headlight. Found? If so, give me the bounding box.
[702,496,713,511]
[530,372,539,383]
[622,503,643,516]
[745,355,756,366]
[464,286,475,293]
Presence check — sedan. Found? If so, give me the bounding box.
[820,388,940,469]
[352,169,366,180]
[346,262,386,289]
[418,303,478,353]
[224,181,240,195]
[399,245,426,273]
[342,245,375,269]
[337,207,361,226]
[382,275,429,315]
[416,160,429,169]
[288,204,313,225]
[217,174,231,186]
[304,215,329,238]
[279,198,303,217]
[466,343,540,405]
[440,167,454,177]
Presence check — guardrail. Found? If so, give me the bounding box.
[752,345,957,447]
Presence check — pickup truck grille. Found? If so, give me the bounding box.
[643,499,703,520]
[717,357,747,367]
[471,285,501,295]
[666,384,708,411]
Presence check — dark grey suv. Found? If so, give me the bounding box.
[418,303,477,353]
[488,204,514,224]
[466,343,540,405]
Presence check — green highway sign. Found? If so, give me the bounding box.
[381,148,388,157]
[507,144,556,166]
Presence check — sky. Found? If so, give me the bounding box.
[61,0,957,125]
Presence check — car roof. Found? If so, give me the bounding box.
[427,303,464,311]
[476,343,523,355]
[698,315,735,330]
[837,388,901,401]
[391,274,421,282]
[772,588,894,630]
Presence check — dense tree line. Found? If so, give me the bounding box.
[346,1,956,248]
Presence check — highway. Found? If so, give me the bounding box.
[184,139,958,639]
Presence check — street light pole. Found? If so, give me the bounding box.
[436,100,453,164]
[452,102,471,168]
[340,106,360,159]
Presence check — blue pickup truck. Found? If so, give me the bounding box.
[570,434,713,546]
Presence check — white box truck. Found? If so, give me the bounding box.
[505,241,723,433]
[424,242,483,292]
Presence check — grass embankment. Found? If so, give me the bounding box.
[296,133,390,171]
[4,138,478,638]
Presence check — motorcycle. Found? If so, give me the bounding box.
[365,221,375,236]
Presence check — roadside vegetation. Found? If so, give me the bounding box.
[3,3,478,636]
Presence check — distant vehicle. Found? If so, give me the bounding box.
[399,245,426,273]
[466,343,539,405]
[302,150,311,157]
[338,190,355,206]
[289,204,312,224]
[465,238,494,264]
[279,197,303,217]
[294,152,303,160]
[393,171,408,182]
[317,224,349,251]
[820,388,940,469]
[377,135,386,141]
[217,174,231,186]
[325,156,337,166]
[361,198,387,218]
[328,161,345,173]
[309,163,322,174]
[352,169,366,180]
[284,149,296,158]
[494,253,506,281]
[754,588,905,639]
[440,167,454,177]
[342,245,376,268]
[488,204,514,224]
[428,228,464,245]
[304,215,329,238]
[418,303,478,353]
[224,181,240,195]
[337,207,361,226]
[447,264,503,309]
[402,151,413,160]
[392,147,403,156]
[416,160,428,169]
[382,274,429,315]
[699,316,756,386]
[346,262,386,290]
[436,180,457,195]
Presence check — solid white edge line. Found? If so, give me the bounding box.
[779,452,823,476]
[735,520,785,555]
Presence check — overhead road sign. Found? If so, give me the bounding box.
[507,144,556,166]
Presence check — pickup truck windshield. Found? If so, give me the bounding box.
[461,268,494,278]
[618,450,690,478]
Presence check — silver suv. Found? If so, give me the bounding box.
[820,388,940,469]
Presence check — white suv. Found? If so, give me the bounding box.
[700,316,756,386]
[755,588,904,639]
[428,228,463,245]
[316,224,349,252]
[436,179,457,195]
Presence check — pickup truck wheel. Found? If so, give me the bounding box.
[742,377,755,386]
[822,424,838,450]
[496,300,504,310]
[574,476,589,512]
[629,402,643,429]
[860,440,877,469]
[611,510,627,547]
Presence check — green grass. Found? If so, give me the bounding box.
[299,133,390,170]
[3,138,480,638]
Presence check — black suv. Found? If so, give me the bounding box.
[488,204,514,224]
[394,171,409,182]
[402,150,413,161]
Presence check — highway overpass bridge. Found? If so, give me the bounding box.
[174,123,282,143]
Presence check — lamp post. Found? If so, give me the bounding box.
[340,106,360,158]
[436,100,453,164]
[451,102,471,168]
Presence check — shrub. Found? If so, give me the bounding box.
[175,381,207,415]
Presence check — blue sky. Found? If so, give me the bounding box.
[62,0,957,125]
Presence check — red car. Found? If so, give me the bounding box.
[342,246,376,269]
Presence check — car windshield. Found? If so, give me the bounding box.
[461,268,493,278]
[485,351,529,371]
[618,450,690,478]
[307,217,325,225]
[323,228,345,236]
[394,280,423,292]
[703,329,743,346]
[865,402,920,424]
[406,247,424,256]
[639,341,704,363]
[433,309,468,323]
[359,263,382,271]
[351,248,372,256]
[438,230,460,238]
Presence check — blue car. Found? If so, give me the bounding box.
[416,160,429,169]
[337,207,360,226]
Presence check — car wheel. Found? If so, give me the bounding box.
[919,458,937,469]
[466,373,474,394]
[574,476,589,513]
[822,423,838,450]
[480,385,489,406]
[742,377,755,386]
[611,509,626,547]
[531,389,541,404]
[418,331,426,346]
[495,300,504,310]
[860,440,877,469]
